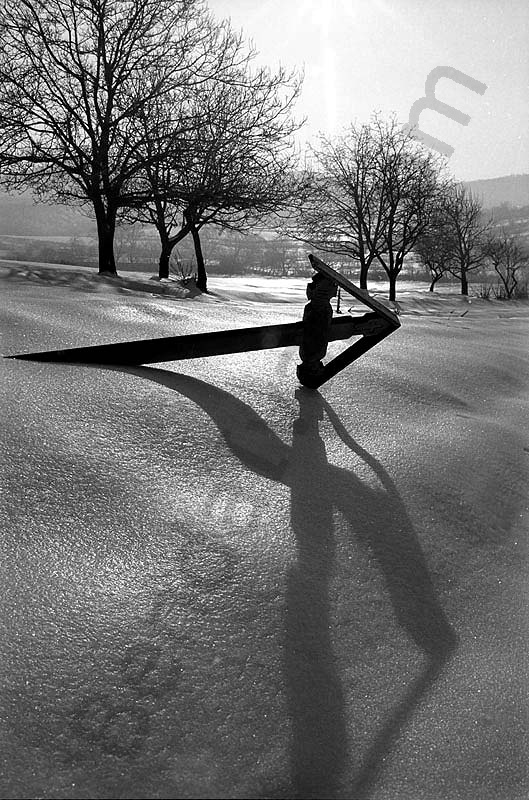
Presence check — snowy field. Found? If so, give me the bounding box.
[0,262,528,800]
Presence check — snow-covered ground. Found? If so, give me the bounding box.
[1,262,528,800]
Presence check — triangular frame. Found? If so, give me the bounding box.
[298,254,400,388]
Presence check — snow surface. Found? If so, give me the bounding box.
[0,262,528,800]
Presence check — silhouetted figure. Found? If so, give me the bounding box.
[297,273,337,388]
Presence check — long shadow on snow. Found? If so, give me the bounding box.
[116,366,457,800]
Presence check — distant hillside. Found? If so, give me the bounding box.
[465,174,529,209]
[0,191,95,236]
[1,173,529,237]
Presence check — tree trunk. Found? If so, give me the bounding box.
[158,247,170,280]
[388,254,400,301]
[157,221,192,279]
[191,224,207,292]
[429,275,441,292]
[460,269,469,296]
[359,261,369,291]
[158,231,173,280]
[388,275,397,302]
[94,205,117,275]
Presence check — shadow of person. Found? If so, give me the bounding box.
[284,388,348,798]
[112,366,457,800]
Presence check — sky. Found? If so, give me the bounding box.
[206,0,529,182]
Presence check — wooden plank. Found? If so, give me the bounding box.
[305,325,395,389]
[308,254,400,328]
[4,315,371,365]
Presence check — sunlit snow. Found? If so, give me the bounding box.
[1,263,528,800]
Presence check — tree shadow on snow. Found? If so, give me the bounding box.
[114,366,458,800]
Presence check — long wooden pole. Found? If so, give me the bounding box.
[4,315,379,365]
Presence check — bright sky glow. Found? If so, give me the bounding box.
[207,0,529,181]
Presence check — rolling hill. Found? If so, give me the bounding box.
[0,174,528,242]
[465,174,529,209]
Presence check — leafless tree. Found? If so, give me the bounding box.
[0,0,240,275]
[292,116,445,300]
[291,125,385,290]
[129,56,304,291]
[414,211,454,291]
[439,185,492,295]
[482,229,528,299]
[377,121,446,300]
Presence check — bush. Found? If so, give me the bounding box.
[477,283,493,299]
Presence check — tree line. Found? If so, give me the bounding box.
[0,0,527,298]
[291,116,528,300]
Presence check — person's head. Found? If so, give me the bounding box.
[306,271,337,302]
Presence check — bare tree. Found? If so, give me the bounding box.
[130,56,303,290]
[292,125,386,290]
[370,117,446,301]
[414,211,454,291]
[439,185,491,295]
[0,0,234,275]
[292,116,445,300]
[482,229,528,299]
